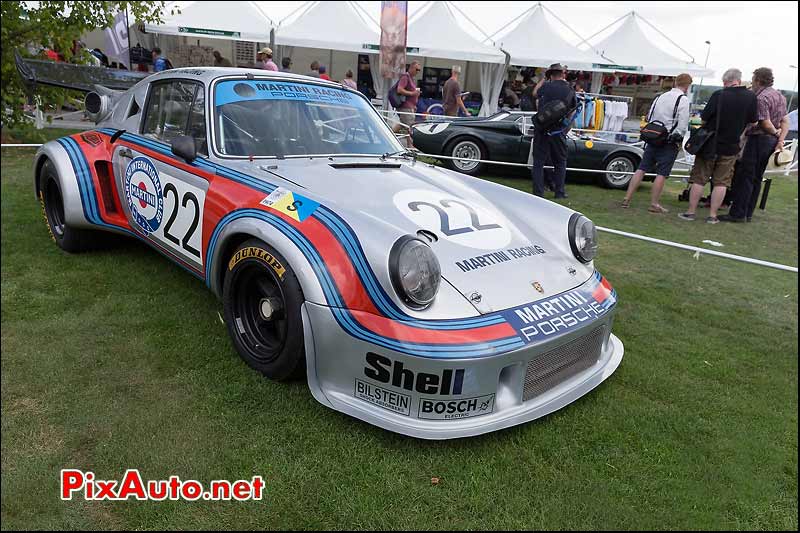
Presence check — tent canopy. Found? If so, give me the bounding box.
[144,1,274,42]
[585,12,713,77]
[275,1,380,54]
[493,4,605,70]
[407,1,505,64]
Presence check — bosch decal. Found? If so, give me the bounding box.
[418,394,495,420]
[124,157,164,234]
[364,353,465,396]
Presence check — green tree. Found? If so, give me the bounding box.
[1,1,166,130]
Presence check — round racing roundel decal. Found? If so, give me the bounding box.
[393,189,512,250]
[124,157,163,234]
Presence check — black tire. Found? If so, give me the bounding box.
[599,154,638,189]
[222,239,306,380]
[39,159,100,252]
[444,137,486,176]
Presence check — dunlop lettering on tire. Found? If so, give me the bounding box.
[228,246,286,278]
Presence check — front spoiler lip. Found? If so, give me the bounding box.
[301,304,624,440]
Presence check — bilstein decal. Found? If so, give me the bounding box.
[228,247,286,278]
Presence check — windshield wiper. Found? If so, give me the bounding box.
[381,149,416,161]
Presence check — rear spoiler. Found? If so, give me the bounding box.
[15,51,149,93]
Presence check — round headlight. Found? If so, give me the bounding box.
[568,213,598,263]
[389,236,441,309]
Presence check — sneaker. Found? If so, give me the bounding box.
[555,193,569,199]
[648,204,669,214]
[718,214,746,223]
[705,216,719,224]
[678,212,696,221]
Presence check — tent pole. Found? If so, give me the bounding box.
[270,27,275,55]
[485,4,536,44]
[446,1,496,45]
[574,11,629,48]
[635,12,696,63]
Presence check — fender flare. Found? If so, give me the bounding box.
[33,142,92,230]
[207,216,326,305]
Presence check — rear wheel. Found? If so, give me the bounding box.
[600,154,637,189]
[222,239,305,380]
[445,138,485,176]
[39,159,99,252]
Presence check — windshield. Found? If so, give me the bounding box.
[213,79,403,157]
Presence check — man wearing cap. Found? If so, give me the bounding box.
[530,63,576,199]
[260,47,278,71]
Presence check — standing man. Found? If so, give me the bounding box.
[530,63,576,199]
[260,48,278,71]
[443,65,469,117]
[721,67,789,222]
[307,61,321,78]
[621,73,692,213]
[394,61,422,149]
[678,69,758,223]
[281,57,292,72]
[152,47,171,72]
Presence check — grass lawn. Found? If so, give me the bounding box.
[1,132,797,530]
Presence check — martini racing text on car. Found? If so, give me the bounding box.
[32,67,623,439]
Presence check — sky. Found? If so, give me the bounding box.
[173,1,799,90]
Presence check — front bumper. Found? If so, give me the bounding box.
[301,293,624,440]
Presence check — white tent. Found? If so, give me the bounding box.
[274,1,380,54]
[144,1,274,42]
[492,4,606,70]
[407,1,505,64]
[583,12,713,77]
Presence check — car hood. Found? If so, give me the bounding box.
[228,158,594,313]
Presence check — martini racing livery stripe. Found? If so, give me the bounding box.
[58,136,205,279]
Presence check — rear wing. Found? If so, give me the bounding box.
[15,52,149,93]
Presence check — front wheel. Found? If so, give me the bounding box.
[222,239,306,380]
[444,138,485,176]
[600,154,637,189]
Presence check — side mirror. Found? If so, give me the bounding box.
[171,135,197,163]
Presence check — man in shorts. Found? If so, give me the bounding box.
[393,61,421,149]
[678,68,758,223]
[621,73,692,213]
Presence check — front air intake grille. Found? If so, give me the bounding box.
[522,327,605,402]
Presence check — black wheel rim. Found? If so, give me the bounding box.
[231,263,288,363]
[45,181,66,237]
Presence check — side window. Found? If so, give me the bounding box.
[187,86,207,155]
[142,81,204,147]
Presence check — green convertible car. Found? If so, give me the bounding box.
[410,111,645,189]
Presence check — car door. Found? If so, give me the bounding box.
[112,79,210,273]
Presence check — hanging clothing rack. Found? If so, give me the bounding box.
[579,92,633,101]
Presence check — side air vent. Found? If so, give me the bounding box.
[94,161,118,214]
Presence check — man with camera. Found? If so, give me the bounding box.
[621,73,692,213]
[530,63,576,199]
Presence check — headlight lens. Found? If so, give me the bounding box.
[569,213,598,263]
[389,236,441,309]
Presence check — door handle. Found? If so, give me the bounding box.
[119,148,133,159]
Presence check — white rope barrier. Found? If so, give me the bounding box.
[598,226,798,273]
[1,143,43,147]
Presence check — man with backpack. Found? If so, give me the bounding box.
[678,69,758,224]
[152,47,172,72]
[621,73,692,213]
[391,61,421,149]
[530,63,576,199]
